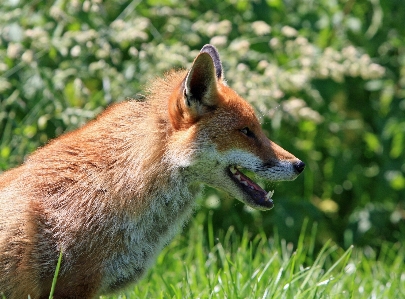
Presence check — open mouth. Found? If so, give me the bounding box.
[228,165,274,210]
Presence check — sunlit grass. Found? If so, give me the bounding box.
[99,212,405,299]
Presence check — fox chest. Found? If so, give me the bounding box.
[100,191,196,293]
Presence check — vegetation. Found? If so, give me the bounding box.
[1,0,404,297]
[100,214,405,298]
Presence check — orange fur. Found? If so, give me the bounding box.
[0,45,304,298]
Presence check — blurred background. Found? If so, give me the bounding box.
[0,0,404,251]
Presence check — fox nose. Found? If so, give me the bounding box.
[293,160,305,174]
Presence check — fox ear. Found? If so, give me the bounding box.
[183,45,222,112]
[169,45,223,130]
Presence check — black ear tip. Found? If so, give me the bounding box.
[200,44,217,53]
[199,44,223,80]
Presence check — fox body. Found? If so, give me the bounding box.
[0,45,304,298]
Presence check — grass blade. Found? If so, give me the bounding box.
[49,249,63,299]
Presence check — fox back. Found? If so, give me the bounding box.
[0,45,304,299]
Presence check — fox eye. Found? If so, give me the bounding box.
[240,127,255,138]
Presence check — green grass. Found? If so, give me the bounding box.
[99,212,405,299]
[49,249,63,299]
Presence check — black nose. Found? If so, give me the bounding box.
[293,161,305,174]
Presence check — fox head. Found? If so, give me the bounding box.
[167,45,305,210]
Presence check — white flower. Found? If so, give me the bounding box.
[7,43,22,59]
[22,50,34,63]
[252,21,271,36]
[257,60,269,71]
[70,45,81,57]
[210,36,227,47]
[217,20,232,35]
[230,40,250,55]
[281,26,298,37]
[366,63,385,79]
[269,37,280,49]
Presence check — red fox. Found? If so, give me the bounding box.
[0,45,304,298]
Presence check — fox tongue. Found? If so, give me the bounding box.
[230,166,263,192]
[229,166,274,206]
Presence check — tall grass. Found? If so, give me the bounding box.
[99,211,405,299]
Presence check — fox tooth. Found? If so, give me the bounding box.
[266,190,274,200]
[241,181,249,186]
[234,174,241,181]
[230,166,237,174]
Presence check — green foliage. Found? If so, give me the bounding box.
[1,0,404,250]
